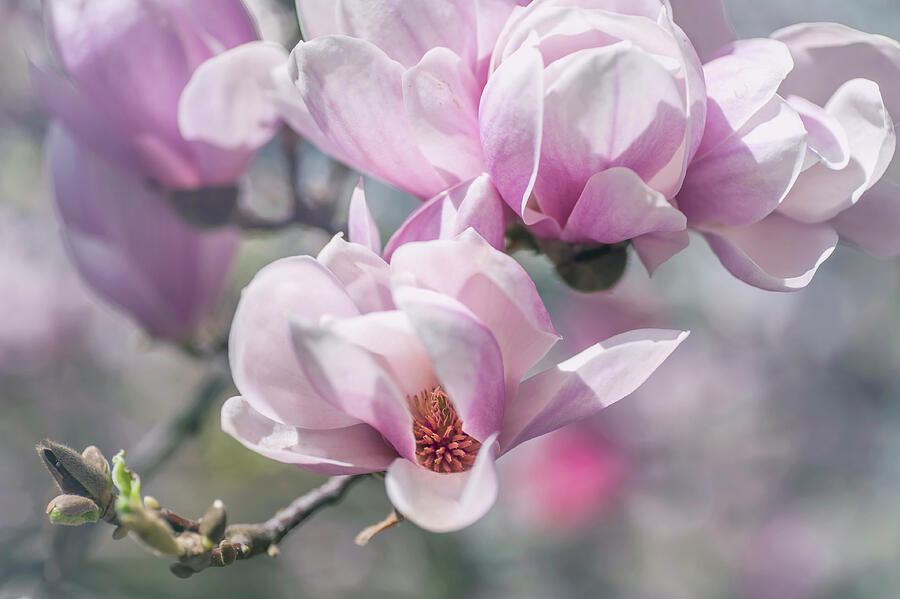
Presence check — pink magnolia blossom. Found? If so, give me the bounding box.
[479,0,707,249]
[222,192,686,532]
[670,3,900,291]
[280,0,831,283]
[35,0,276,190]
[278,1,711,257]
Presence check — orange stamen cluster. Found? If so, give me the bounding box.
[409,387,481,474]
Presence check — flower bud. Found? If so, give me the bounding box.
[46,494,100,526]
[37,440,115,520]
[199,500,227,544]
[538,239,629,293]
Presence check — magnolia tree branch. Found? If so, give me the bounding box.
[36,439,372,579]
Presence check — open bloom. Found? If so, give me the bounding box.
[222,196,686,532]
[670,3,900,290]
[279,1,707,259]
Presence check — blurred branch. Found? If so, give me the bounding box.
[233,129,344,236]
[34,441,368,579]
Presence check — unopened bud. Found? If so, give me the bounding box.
[119,508,183,557]
[81,446,110,480]
[37,440,111,502]
[46,494,100,526]
[112,526,129,540]
[266,544,280,559]
[143,496,161,511]
[199,499,227,543]
[538,239,628,292]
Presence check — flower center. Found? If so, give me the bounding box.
[409,386,481,474]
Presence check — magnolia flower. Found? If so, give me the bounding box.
[479,0,707,251]
[33,0,277,338]
[35,0,275,189]
[222,191,686,532]
[48,127,237,340]
[672,3,900,290]
[278,0,708,261]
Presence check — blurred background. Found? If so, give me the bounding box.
[2,0,900,597]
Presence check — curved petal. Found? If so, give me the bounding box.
[327,310,436,398]
[561,167,686,243]
[680,97,807,226]
[290,320,416,459]
[701,213,838,291]
[229,256,361,429]
[696,38,794,154]
[390,230,560,389]
[393,286,505,442]
[31,64,143,175]
[667,0,736,62]
[176,0,259,50]
[45,0,196,145]
[778,79,896,223]
[334,0,479,68]
[383,174,506,260]
[317,235,393,313]
[831,178,900,257]
[178,41,285,152]
[221,396,397,475]
[289,35,446,197]
[49,127,236,340]
[786,95,850,170]
[774,22,900,121]
[480,45,545,219]
[631,229,691,274]
[402,47,485,183]
[500,329,688,452]
[535,42,687,221]
[266,61,343,158]
[347,179,382,255]
[384,433,499,533]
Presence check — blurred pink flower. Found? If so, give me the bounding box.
[48,127,237,340]
[33,0,281,339]
[222,192,686,532]
[34,0,275,189]
[501,424,626,532]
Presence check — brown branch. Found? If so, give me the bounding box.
[35,440,371,579]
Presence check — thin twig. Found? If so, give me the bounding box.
[256,474,365,547]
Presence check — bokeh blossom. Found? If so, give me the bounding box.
[501,423,627,532]
[32,0,282,339]
[222,190,686,532]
